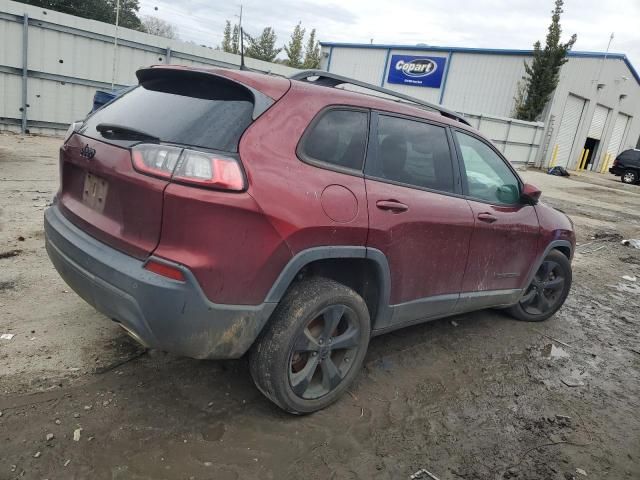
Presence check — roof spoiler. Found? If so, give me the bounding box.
[290,70,470,126]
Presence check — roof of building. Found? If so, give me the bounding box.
[320,42,640,85]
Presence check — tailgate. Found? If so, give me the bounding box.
[58,134,168,259]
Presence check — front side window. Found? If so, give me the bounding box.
[455,131,520,204]
[367,115,455,193]
[299,109,368,171]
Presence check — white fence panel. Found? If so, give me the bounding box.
[462,112,544,165]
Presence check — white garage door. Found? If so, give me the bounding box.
[555,95,586,167]
[607,113,630,157]
[587,104,609,140]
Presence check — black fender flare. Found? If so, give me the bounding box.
[264,246,392,328]
[522,239,573,290]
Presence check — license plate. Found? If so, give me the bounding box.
[82,173,108,212]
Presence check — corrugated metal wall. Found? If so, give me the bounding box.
[539,56,640,170]
[0,0,299,135]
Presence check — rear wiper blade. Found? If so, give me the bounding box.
[96,123,160,142]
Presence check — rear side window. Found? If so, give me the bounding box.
[83,72,254,152]
[299,109,368,171]
[367,114,455,193]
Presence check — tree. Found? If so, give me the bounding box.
[141,16,178,39]
[284,22,305,68]
[515,0,576,121]
[16,0,142,30]
[244,27,282,62]
[231,24,240,54]
[222,20,233,52]
[303,28,321,69]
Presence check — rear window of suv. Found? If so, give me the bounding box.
[82,72,255,152]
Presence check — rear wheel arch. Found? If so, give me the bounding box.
[553,245,571,260]
[264,247,391,329]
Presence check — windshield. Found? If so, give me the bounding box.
[82,73,254,152]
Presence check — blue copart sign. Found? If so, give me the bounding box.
[387,55,446,88]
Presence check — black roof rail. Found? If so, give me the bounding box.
[290,70,471,126]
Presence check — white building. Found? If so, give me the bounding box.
[320,42,640,171]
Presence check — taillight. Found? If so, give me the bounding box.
[613,158,619,167]
[172,149,245,191]
[131,144,245,191]
[132,144,182,179]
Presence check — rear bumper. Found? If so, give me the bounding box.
[44,204,276,359]
[609,166,623,176]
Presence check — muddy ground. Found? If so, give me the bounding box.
[0,132,639,480]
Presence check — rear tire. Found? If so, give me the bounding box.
[249,277,370,414]
[507,250,572,322]
[622,169,639,184]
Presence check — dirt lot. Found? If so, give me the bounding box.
[1,132,639,480]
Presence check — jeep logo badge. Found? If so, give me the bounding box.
[80,144,96,159]
[395,58,438,78]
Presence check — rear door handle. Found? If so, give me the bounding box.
[376,200,409,213]
[477,212,497,223]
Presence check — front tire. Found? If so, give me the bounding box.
[622,169,639,184]
[507,250,572,322]
[249,277,370,414]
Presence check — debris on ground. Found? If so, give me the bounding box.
[619,255,640,265]
[592,230,623,242]
[622,275,637,282]
[73,428,82,441]
[0,249,22,259]
[33,451,41,458]
[576,467,588,476]
[622,239,640,249]
[547,166,570,176]
[45,433,54,441]
[64,459,71,467]
[450,320,459,327]
[1,333,15,340]
[561,378,585,387]
[409,468,441,480]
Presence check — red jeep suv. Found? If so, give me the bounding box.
[45,66,575,413]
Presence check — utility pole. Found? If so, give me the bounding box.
[235,5,245,69]
[111,0,121,90]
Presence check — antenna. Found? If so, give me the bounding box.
[240,27,246,70]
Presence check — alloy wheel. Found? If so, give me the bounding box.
[520,260,566,315]
[288,304,361,399]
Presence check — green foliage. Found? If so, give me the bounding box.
[515,0,576,121]
[244,27,282,62]
[17,0,143,30]
[284,22,305,68]
[231,24,240,54]
[141,16,177,39]
[303,28,321,69]
[222,20,233,53]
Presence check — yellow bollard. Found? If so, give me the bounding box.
[581,149,590,170]
[550,144,559,168]
[576,149,586,170]
[600,154,609,174]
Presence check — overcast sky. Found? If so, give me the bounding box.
[138,0,640,68]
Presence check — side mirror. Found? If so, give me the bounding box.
[521,183,541,205]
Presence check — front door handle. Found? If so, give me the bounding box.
[477,212,497,223]
[376,200,409,213]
